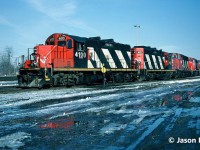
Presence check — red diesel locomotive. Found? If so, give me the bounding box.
[17,33,200,88]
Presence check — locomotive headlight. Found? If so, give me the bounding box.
[45,75,50,81]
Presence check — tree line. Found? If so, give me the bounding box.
[0,46,15,76]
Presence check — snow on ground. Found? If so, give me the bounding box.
[0,132,31,149]
[100,123,127,135]
[0,77,200,149]
[0,81,17,87]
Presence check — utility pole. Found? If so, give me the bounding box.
[134,25,141,46]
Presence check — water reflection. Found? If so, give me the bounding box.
[160,91,193,106]
[40,116,74,129]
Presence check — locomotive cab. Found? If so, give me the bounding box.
[188,57,196,71]
[18,33,88,88]
[198,60,200,70]
[24,33,89,69]
[131,47,144,69]
[164,52,169,69]
[168,53,182,70]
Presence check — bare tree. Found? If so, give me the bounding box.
[0,46,15,76]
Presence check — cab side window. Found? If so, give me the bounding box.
[66,39,72,49]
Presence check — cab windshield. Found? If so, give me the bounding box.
[58,41,66,46]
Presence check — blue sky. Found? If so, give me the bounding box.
[0,0,200,60]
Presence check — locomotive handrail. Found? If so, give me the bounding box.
[43,45,57,63]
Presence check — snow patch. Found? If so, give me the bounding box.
[127,114,167,150]
[190,97,200,103]
[100,123,127,135]
[182,107,200,117]
[0,88,118,109]
[162,77,200,85]
[0,132,31,149]
[165,108,182,132]
[0,81,17,87]
[107,109,135,114]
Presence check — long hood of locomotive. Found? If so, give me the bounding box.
[133,46,167,70]
[86,47,131,69]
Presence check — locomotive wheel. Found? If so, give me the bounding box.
[114,73,124,83]
[74,77,79,85]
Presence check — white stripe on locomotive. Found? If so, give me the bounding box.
[144,62,146,69]
[87,47,94,68]
[145,54,153,69]
[185,60,187,70]
[182,60,185,70]
[88,60,94,68]
[87,47,102,68]
[102,48,116,68]
[115,50,128,68]
[163,57,165,68]
[158,56,164,69]
[186,61,189,70]
[127,51,131,68]
[152,55,159,69]
[127,51,131,60]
